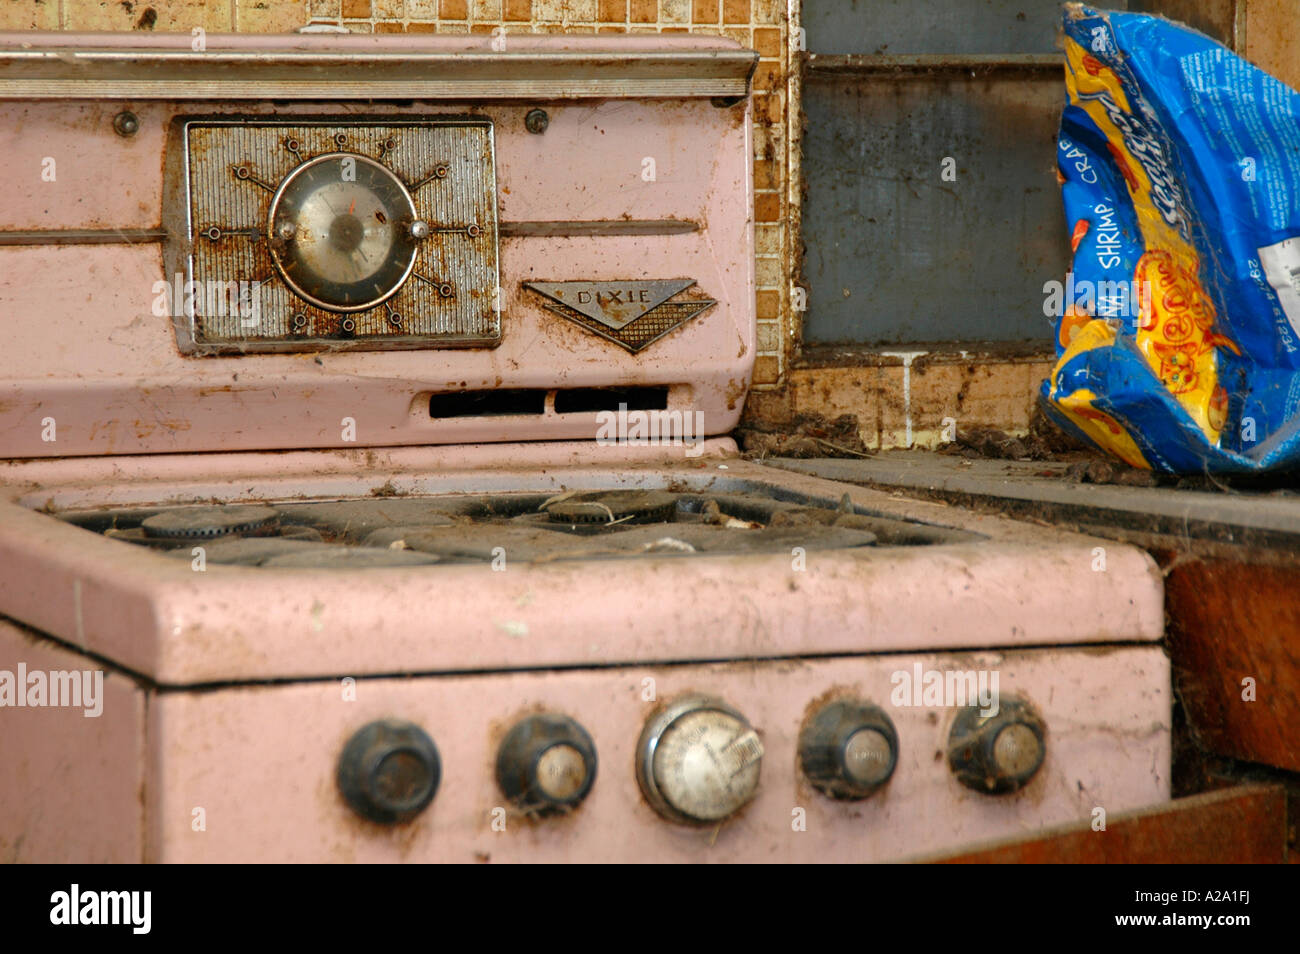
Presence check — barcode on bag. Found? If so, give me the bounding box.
[1257,236,1300,338]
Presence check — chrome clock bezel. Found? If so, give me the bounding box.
[266,151,420,315]
[635,694,762,826]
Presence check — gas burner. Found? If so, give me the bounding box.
[544,490,677,525]
[140,504,279,540]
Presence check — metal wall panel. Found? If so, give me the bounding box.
[1130,0,1236,45]
[801,70,1069,346]
[803,0,1129,56]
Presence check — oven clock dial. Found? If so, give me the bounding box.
[267,152,424,313]
[636,695,764,825]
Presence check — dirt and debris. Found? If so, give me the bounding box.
[1064,458,1161,487]
[941,426,1038,462]
[737,412,872,459]
[735,399,1300,493]
[939,412,1166,486]
[939,404,1096,463]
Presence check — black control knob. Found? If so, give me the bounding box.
[947,696,1045,794]
[337,719,441,824]
[799,699,898,800]
[496,713,597,815]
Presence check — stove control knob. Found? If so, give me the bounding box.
[947,696,1045,794]
[337,719,441,824]
[496,714,598,815]
[636,695,763,825]
[799,699,898,800]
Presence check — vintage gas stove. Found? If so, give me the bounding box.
[0,31,1169,863]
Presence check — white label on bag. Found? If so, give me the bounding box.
[1257,236,1300,339]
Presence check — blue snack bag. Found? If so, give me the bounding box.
[1043,3,1300,473]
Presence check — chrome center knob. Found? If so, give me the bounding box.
[947,695,1046,794]
[535,744,587,800]
[992,723,1043,778]
[843,728,894,786]
[798,698,898,800]
[495,713,597,816]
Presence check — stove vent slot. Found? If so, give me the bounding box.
[428,389,546,418]
[427,386,672,419]
[553,386,669,415]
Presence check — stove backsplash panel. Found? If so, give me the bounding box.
[0,35,756,458]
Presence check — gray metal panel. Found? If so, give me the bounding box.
[803,0,1129,56]
[1129,0,1235,46]
[801,71,1069,346]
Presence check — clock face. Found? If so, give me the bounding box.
[266,152,419,313]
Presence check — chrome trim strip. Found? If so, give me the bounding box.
[499,219,699,237]
[0,221,700,245]
[0,228,168,246]
[0,49,758,100]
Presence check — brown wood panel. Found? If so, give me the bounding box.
[927,785,1287,863]
[1159,553,1300,774]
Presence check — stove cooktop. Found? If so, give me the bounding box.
[56,488,981,569]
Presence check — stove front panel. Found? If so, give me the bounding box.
[0,622,145,864]
[140,648,1169,863]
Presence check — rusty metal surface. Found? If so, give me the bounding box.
[801,0,1130,56]
[181,117,499,352]
[1130,0,1238,47]
[800,71,1067,346]
[803,53,1063,75]
[924,784,1287,863]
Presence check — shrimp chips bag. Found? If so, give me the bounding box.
[1044,4,1300,473]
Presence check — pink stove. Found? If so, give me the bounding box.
[0,30,1169,863]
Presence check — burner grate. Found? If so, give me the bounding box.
[55,489,981,568]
